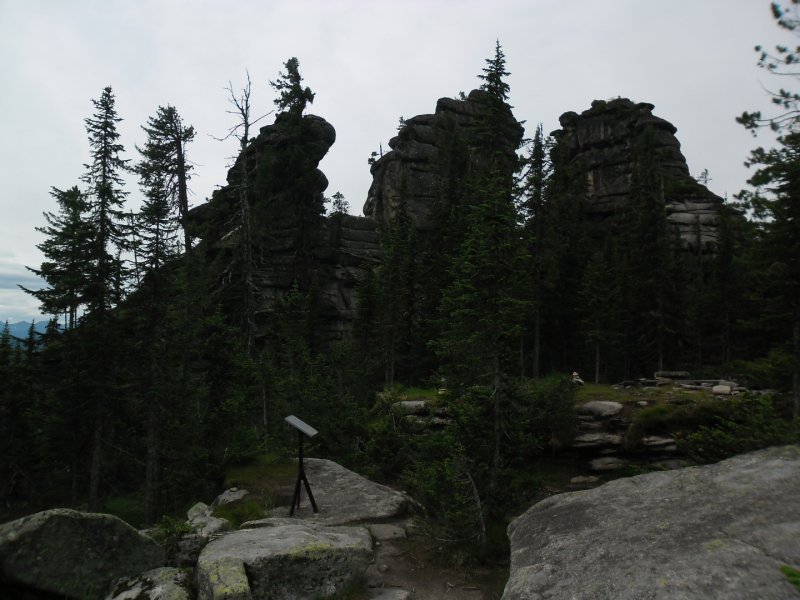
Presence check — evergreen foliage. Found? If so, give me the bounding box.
[22,186,93,329]
[81,86,129,318]
[271,57,315,116]
[478,40,511,102]
[136,105,195,254]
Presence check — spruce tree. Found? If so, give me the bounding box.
[81,86,129,318]
[740,132,800,416]
[23,186,93,329]
[271,57,315,116]
[81,86,129,510]
[478,40,511,102]
[136,105,195,254]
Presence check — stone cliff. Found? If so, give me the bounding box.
[364,89,524,229]
[552,98,724,249]
[188,114,380,341]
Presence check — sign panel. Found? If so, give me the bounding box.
[284,415,318,438]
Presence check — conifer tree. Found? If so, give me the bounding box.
[478,40,511,102]
[23,186,93,329]
[80,86,129,510]
[739,132,800,416]
[82,86,129,318]
[136,105,195,254]
[271,57,315,116]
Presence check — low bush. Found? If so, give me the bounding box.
[678,395,800,463]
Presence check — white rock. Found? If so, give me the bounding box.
[578,401,624,418]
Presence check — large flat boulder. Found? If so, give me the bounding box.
[266,458,409,525]
[196,518,373,600]
[0,508,164,599]
[505,445,800,600]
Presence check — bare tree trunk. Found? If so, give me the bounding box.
[533,308,541,378]
[144,405,159,523]
[176,129,192,255]
[793,312,799,419]
[88,417,103,511]
[594,339,600,384]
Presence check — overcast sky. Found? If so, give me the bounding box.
[0,0,789,323]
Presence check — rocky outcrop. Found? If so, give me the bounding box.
[250,458,410,526]
[188,114,381,342]
[0,508,164,599]
[196,519,373,600]
[175,501,233,567]
[364,89,524,229]
[552,98,725,249]
[504,445,800,600]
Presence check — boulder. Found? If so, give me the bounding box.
[577,400,623,418]
[212,488,249,509]
[0,508,164,599]
[505,445,800,599]
[196,519,373,600]
[106,567,190,600]
[176,502,232,567]
[256,458,409,525]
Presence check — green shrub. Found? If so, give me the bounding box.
[781,565,800,592]
[152,514,192,563]
[212,497,269,528]
[625,398,732,450]
[679,395,800,463]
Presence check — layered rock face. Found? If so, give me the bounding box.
[364,89,524,229]
[188,114,380,341]
[504,445,800,600]
[552,98,724,249]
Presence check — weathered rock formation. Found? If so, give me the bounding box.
[552,98,724,249]
[196,519,373,600]
[0,508,164,598]
[504,445,800,599]
[188,113,381,341]
[364,89,524,229]
[249,458,411,526]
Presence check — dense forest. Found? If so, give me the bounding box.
[2,9,799,562]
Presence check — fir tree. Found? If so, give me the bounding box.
[478,40,511,102]
[136,105,195,254]
[271,57,315,116]
[81,86,129,318]
[23,186,93,329]
[740,131,800,416]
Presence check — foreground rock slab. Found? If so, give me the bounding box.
[268,458,409,525]
[505,445,800,600]
[197,518,373,600]
[0,508,164,599]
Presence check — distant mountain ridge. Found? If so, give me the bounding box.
[4,320,49,345]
